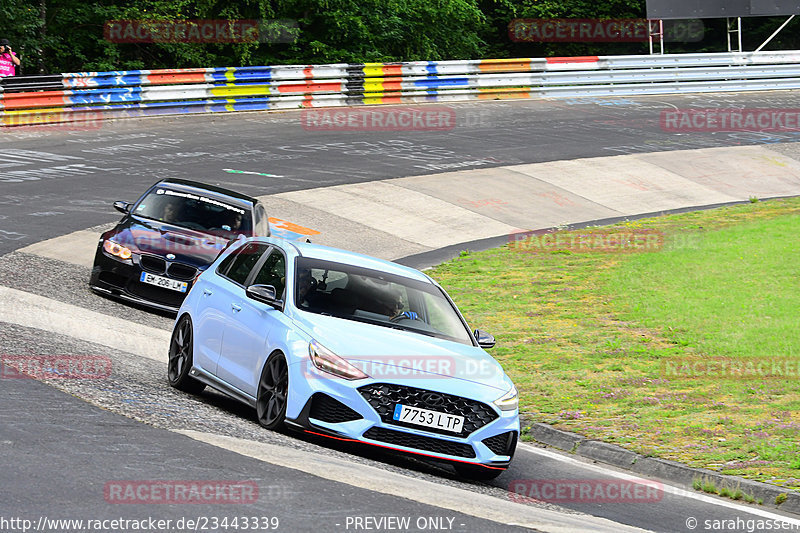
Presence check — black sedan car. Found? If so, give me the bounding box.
[89,178,270,312]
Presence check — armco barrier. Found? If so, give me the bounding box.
[2,51,800,126]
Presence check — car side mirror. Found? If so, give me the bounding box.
[113,201,130,214]
[474,329,496,349]
[246,284,284,311]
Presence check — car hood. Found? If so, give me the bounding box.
[291,311,513,393]
[105,216,230,266]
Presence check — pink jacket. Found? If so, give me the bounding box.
[0,52,17,77]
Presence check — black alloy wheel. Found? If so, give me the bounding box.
[167,315,206,394]
[256,353,289,430]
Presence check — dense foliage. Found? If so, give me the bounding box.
[2,0,800,74]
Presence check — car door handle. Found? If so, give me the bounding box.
[231,303,242,313]
[203,288,213,296]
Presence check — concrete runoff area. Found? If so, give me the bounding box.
[636,146,800,198]
[0,285,170,363]
[18,229,101,269]
[274,180,519,249]
[509,157,739,213]
[391,167,620,230]
[259,196,431,260]
[19,144,800,265]
[274,144,800,258]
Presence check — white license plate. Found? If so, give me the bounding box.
[392,404,464,433]
[139,272,188,293]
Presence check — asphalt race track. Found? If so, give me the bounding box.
[4,91,800,255]
[3,92,800,532]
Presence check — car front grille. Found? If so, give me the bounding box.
[358,383,499,438]
[140,254,197,281]
[167,262,198,280]
[309,393,363,423]
[363,427,476,458]
[482,431,517,456]
[140,255,166,274]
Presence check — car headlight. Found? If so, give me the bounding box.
[494,385,518,411]
[103,239,133,262]
[309,340,368,380]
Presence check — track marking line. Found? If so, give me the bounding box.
[519,443,800,524]
[177,430,650,533]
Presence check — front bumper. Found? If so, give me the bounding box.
[285,365,519,469]
[89,247,195,313]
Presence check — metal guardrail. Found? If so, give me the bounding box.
[0,75,64,93]
[2,51,800,126]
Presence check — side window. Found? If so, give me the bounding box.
[216,244,240,276]
[220,243,270,286]
[252,250,286,298]
[422,291,465,337]
[255,204,270,236]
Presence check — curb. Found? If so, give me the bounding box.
[527,422,800,515]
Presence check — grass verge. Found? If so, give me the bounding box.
[428,197,800,490]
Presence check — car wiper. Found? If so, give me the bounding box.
[348,315,436,336]
[318,313,442,338]
[394,326,437,338]
[345,315,387,327]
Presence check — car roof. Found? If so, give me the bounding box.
[259,237,432,284]
[157,178,257,209]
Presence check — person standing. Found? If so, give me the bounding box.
[0,39,21,77]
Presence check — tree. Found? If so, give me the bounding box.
[2,1,800,74]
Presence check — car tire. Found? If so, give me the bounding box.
[453,463,505,481]
[256,352,289,430]
[167,315,206,394]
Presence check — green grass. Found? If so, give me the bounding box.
[428,198,800,490]
[609,216,800,360]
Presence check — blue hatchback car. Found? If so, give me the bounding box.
[168,236,519,479]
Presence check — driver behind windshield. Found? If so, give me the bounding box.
[297,269,321,309]
[160,197,182,224]
[382,294,418,321]
[228,211,243,231]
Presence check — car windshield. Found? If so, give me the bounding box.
[133,188,252,238]
[294,257,474,346]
